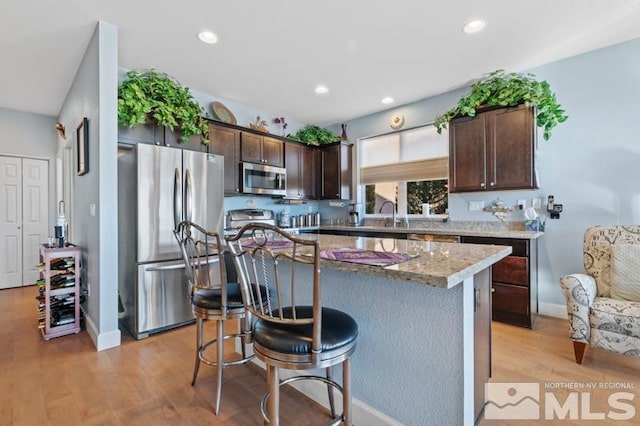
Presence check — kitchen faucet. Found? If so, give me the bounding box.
[379,200,396,227]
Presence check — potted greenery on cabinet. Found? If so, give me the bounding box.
[288,125,341,145]
[118,70,209,145]
[434,69,568,141]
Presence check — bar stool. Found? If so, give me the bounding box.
[174,220,254,415]
[226,223,359,425]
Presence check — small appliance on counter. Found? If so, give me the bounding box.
[348,204,361,226]
[227,209,276,231]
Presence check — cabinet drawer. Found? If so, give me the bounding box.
[493,256,528,286]
[492,282,529,316]
[462,237,528,257]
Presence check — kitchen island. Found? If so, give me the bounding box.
[246,234,511,425]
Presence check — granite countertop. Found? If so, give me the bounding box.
[299,234,512,289]
[319,224,543,240]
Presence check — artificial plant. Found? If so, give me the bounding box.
[118,70,209,144]
[288,124,341,145]
[434,69,568,140]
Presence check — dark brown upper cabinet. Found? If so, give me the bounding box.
[241,132,284,167]
[118,121,208,153]
[320,141,352,200]
[285,142,318,199]
[209,123,241,194]
[449,104,536,193]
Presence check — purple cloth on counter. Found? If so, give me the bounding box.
[320,248,415,267]
[242,239,294,249]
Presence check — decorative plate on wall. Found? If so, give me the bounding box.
[390,113,405,130]
[211,101,237,125]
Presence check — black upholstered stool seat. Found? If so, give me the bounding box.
[254,306,358,355]
[193,282,269,310]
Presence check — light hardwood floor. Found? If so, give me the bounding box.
[2,286,639,425]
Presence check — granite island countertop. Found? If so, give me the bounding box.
[297,234,512,289]
[319,224,543,240]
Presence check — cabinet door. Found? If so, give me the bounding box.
[263,137,284,167]
[241,132,263,164]
[487,105,535,190]
[301,145,318,199]
[449,114,487,192]
[321,144,341,199]
[474,267,492,422]
[285,142,302,198]
[164,128,207,153]
[209,124,241,194]
[492,282,530,327]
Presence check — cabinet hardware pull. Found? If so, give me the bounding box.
[490,182,495,186]
[480,182,486,188]
[474,286,480,312]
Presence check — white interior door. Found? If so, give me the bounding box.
[0,156,49,289]
[22,159,49,285]
[0,156,22,288]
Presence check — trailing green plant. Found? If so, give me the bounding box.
[288,124,341,145]
[434,69,568,140]
[118,70,209,144]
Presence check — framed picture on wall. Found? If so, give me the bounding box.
[77,117,88,175]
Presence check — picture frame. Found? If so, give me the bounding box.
[77,117,88,175]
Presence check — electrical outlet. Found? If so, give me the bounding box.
[532,198,542,209]
[469,201,484,211]
[517,199,526,210]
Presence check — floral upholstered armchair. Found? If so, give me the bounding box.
[559,226,640,363]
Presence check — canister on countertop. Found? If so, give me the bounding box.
[290,215,299,228]
[279,210,290,228]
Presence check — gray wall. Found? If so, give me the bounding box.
[0,107,58,228]
[335,36,640,317]
[57,21,120,350]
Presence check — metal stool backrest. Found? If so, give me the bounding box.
[174,220,228,311]
[225,223,322,354]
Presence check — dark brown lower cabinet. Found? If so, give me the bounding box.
[474,267,492,422]
[462,236,537,328]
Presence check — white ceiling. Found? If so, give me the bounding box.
[2,0,640,125]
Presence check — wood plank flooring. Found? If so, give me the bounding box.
[2,286,640,425]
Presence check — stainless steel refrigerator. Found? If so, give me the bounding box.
[118,144,224,339]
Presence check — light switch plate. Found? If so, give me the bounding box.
[469,201,484,211]
[517,199,526,210]
[532,198,542,209]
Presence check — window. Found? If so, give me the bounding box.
[359,125,448,216]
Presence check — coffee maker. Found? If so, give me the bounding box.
[348,204,360,226]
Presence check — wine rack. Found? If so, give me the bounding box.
[37,244,81,340]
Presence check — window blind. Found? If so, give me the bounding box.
[360,156,448,184]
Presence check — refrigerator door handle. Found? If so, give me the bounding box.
[185,168,193,222]
[173,167,182,228]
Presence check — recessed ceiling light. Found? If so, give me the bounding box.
[315,85,329,95]
[198,31,218,44]
[462,19,486,34]
[381,97,394,104]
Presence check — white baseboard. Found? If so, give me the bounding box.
[538,302,568,319]
[84,314,121,351]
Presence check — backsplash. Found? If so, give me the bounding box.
[363,217,526,231]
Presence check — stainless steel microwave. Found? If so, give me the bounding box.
[241,162,287,196]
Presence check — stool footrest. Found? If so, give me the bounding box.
[261,375,344,426]
[199,332,254,368]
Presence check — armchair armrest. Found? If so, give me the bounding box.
[559,273,597,343]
